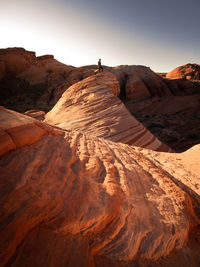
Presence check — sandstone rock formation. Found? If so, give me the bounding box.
[111,65,171,101]
[126,90,200,152]
[45,72,170,152]
[0,48,87,112]
[117,66,200,152]
[1,48,200,152]
[1,48,198,113]
[0,106,200,267]
[166,63,200,80]
[0,48,36,79]
[24,110,45,120]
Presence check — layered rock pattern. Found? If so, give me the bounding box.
[166,63,200,80]
[0,107,200,267]
[0,48,86,111]
[45,72,170,151]
[1,48,199,115]
[0,106,60,156]
[111,65,171,101]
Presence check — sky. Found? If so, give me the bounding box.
[0,0,199,72]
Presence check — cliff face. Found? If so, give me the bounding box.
[0,48,85,112]
[0,48,36,79]
[0,105,200,267]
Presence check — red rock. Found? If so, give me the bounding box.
[0,107,200,266]
[24,110,45,120]
[166,63,200,80]
[111,65,171,101]
[0,48,85,110]
[45,72,171,152]
[0,106,62,156]
[0,47,36,77]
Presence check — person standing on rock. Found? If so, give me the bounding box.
[98,59,103,72]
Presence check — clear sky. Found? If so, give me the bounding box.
[0,0,199,72]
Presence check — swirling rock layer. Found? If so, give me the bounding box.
[0,107,200,266]
[45,72,171,152]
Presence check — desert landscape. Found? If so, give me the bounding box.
[0,47,200,266]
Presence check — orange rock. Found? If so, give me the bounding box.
[24,110,45,120]
[166,63,200,80]
[111,65,171,101]
[0,107,200,266]
[0,47,36,77]
[0,106,63,156]
[0,48,85,110]
[45,72,171,152]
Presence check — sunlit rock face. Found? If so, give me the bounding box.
[0,106,59,156]
[0,107,200,267]
[45,72,171,152]
[1,48,199,116]
[166,63,200,80]
[111,65,171,101]
[1,56,200,267]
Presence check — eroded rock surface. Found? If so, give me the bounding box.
[0,48,86,111]
[24,110,45,120]
[166,63,200,80]
[45,72,170,151]
[126,92,200,152]
[0,107,200,267]
[111,65,171,101]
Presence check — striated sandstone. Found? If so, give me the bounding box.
[45,72,170,152]
[0,107,200,266]
[137,144,200,201]
[111,65,171,101]
[1,48,199,117]
[24,110,45,120]
[0,106,62,156]
[1,48,200,153]
[166,63,200,80]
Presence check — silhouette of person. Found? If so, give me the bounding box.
[98,59,103,72]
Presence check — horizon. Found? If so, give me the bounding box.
[1,46,198,72]
[0,0,199,72]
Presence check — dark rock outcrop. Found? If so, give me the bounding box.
[0,48,85,112]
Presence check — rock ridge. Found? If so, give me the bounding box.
[0,107,200,266]
[45,72,171,152]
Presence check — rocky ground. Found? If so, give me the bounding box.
[1,48,200,153]
[125,95,200,152]
[0,73,200,266]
